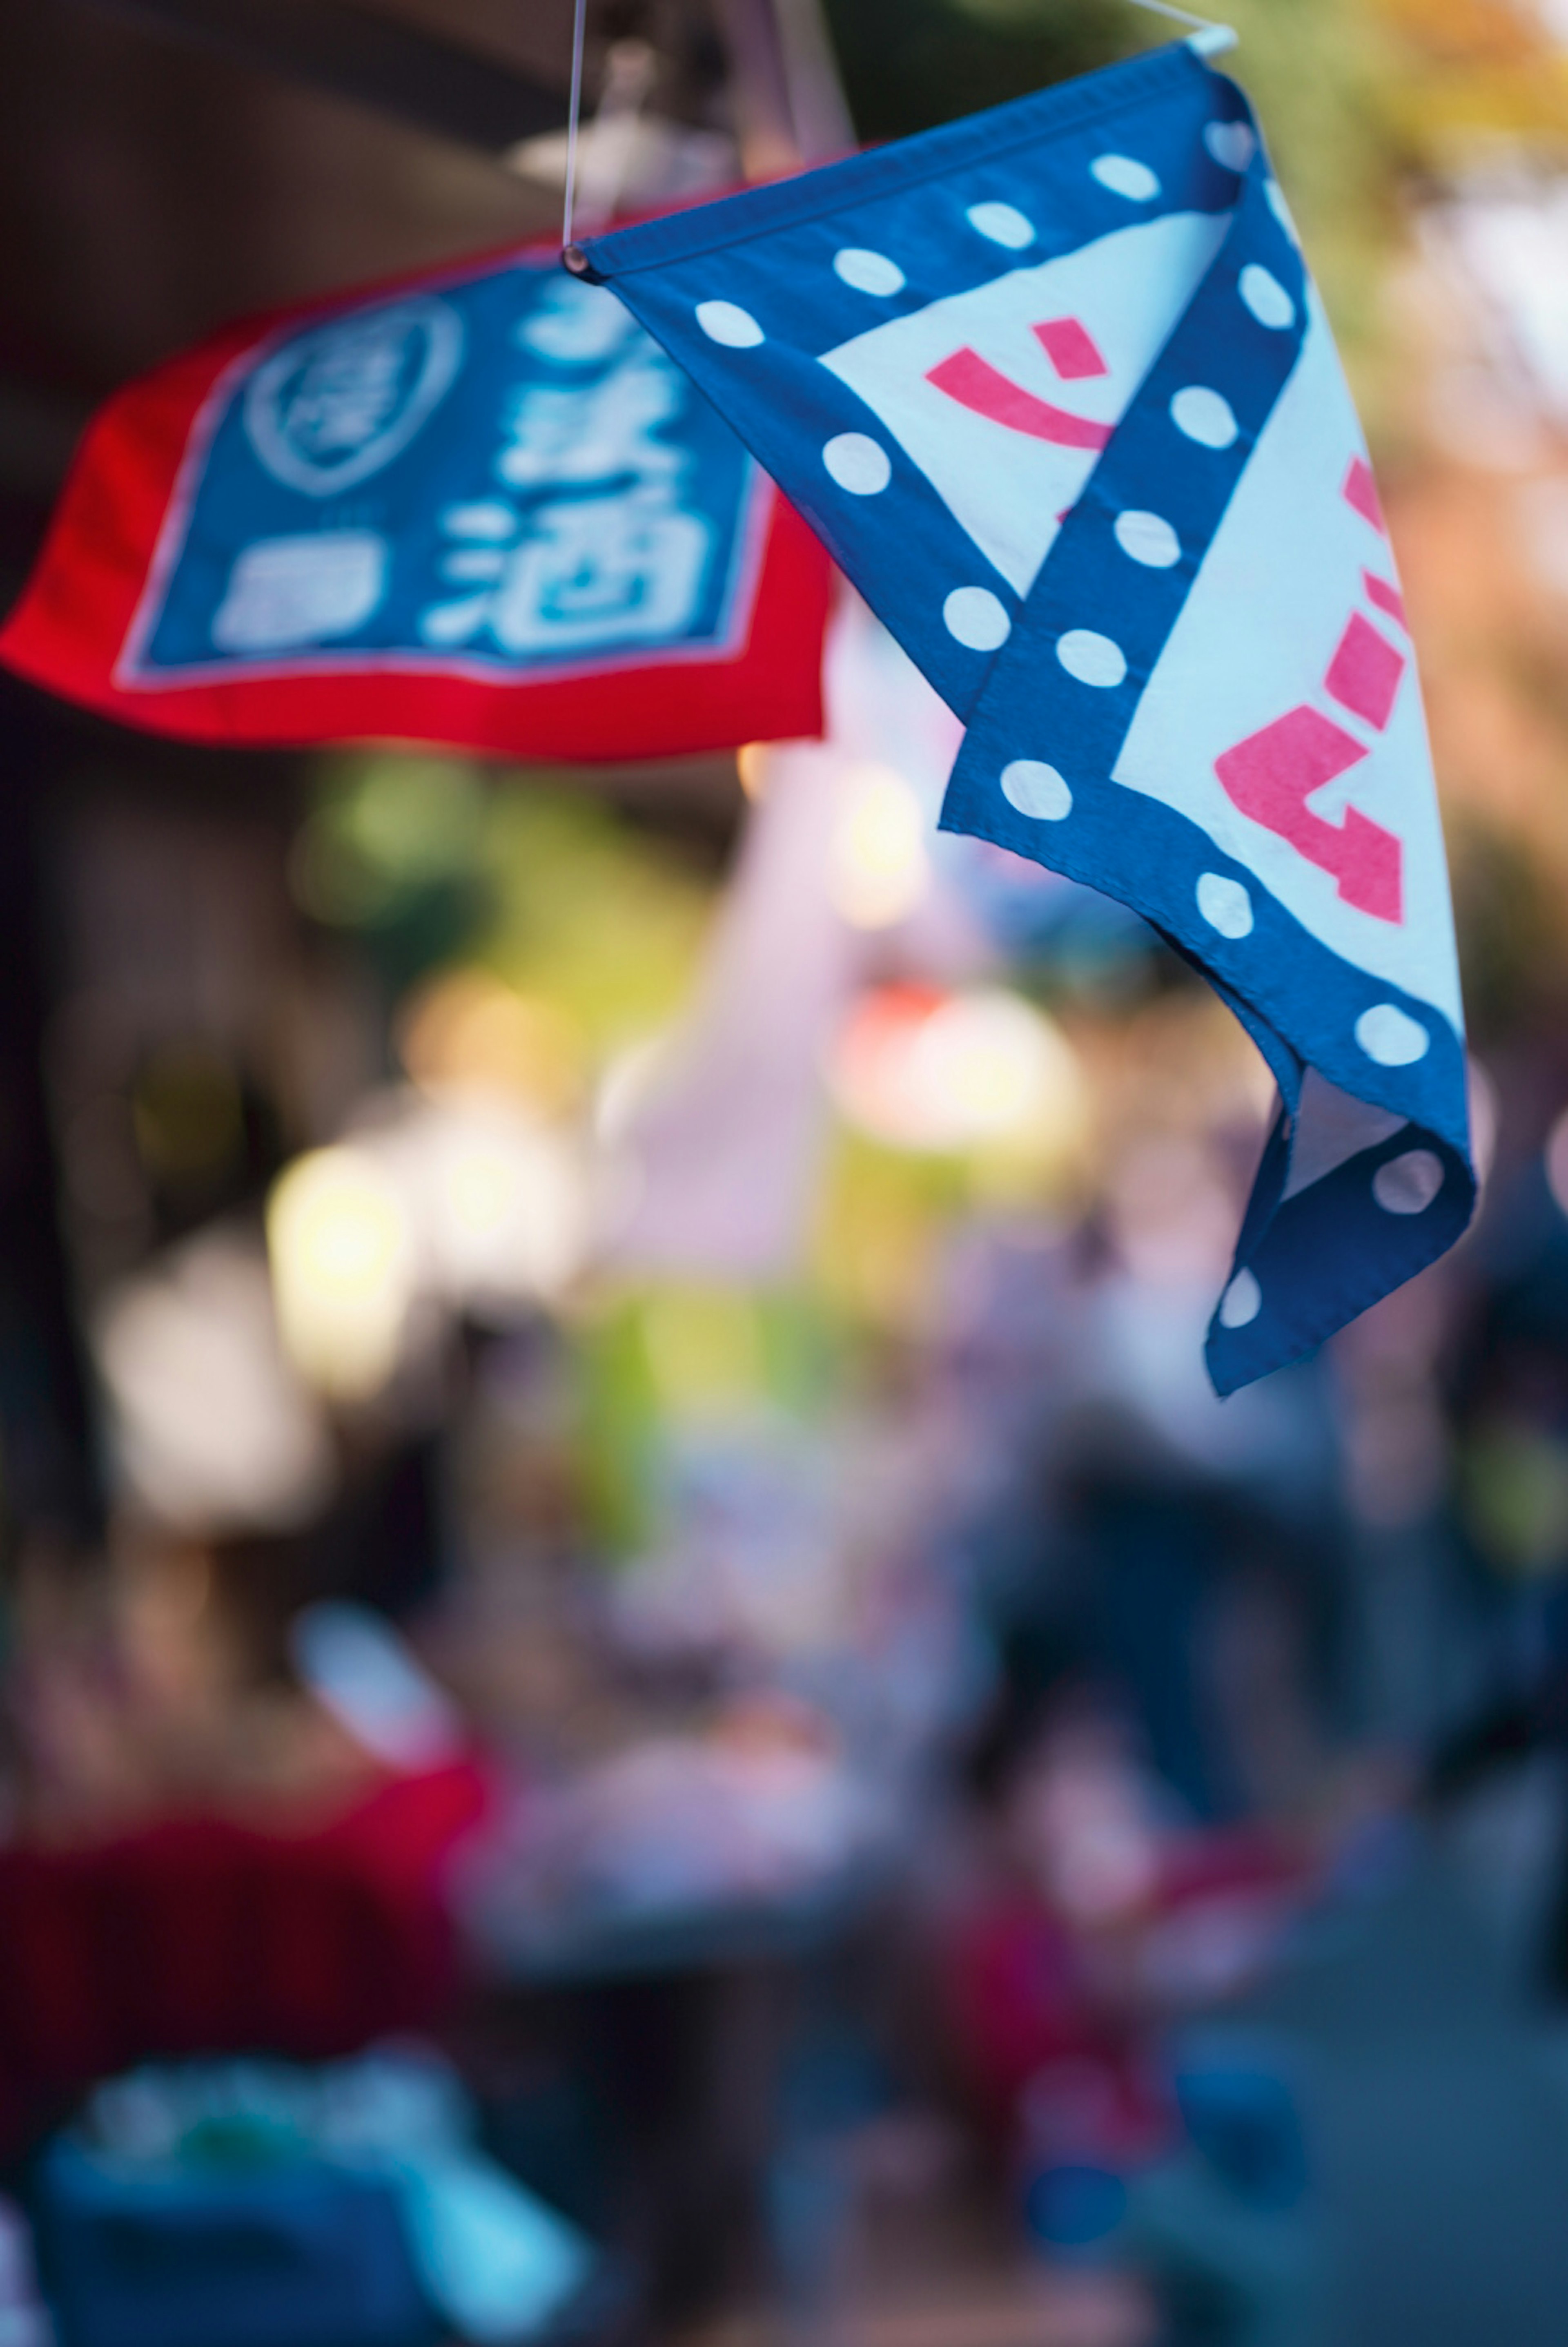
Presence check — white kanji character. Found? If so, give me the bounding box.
[282,319,408,458]
[495,345,685,491]
[212,530,388,653]
[419,487,709,655]
[244,297,465,496]
[513,277,638,367]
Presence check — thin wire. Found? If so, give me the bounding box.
[1123,0,1234,38]
[562,0,590,251]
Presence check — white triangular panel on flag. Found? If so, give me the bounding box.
[577,38,1473,1392]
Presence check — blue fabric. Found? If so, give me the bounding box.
[579,41,1475,1392]
[128,264,760,683]
[34,2143,433,2347]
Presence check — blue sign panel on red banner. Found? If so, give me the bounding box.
[131,274,760,680]
[1,248,829,761]
[577,40,1474,1391]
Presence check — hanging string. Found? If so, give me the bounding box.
[563,0,1230,266]
[562,0,590,251]
[1123,0,1237,51]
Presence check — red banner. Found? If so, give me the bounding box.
[1,241,830,761]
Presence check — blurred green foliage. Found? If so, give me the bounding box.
[292,756,491,992]
[296,756,715,1049]
[822,0,1129,144]
[480,791,713,1054]
[577,1286,841,1553]
[1460,1419,1568,1578]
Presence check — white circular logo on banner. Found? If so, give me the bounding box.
[244,298,465,496]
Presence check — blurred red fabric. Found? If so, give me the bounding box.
[0,1762,487,2144]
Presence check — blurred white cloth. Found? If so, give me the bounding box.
[94,1223,336,1536]
[603,593,988,1278]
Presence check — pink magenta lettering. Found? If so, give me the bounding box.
[1215,706,1403,924]
[1362,570,1407,630]
[1325,611,1405,731]
[1213,450,1411,924]
[1342,456,1385,534]
[927,314,1113,450]
[1031,317,1109,381]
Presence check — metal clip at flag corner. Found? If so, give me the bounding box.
[575,39,1474,1394]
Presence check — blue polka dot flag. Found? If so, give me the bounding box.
[576,37,1474,1394]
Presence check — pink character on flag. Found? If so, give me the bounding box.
[1213,460,1411,926]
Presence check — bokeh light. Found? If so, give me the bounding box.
[830,982,1087,1157]
[829,763,931,928]
[266,1145,416,1400]
[396,968,583,1116]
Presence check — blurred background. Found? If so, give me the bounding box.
[2,1,1568,2343]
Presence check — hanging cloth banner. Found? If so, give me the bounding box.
[574,38,1474,1392]
[0,244,831,762]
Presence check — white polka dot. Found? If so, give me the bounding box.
[944,587,1011,650]
[1218,1269,1262,1329]
[1001,760,1072,821]
[1265,181,1300,242]
[823,433,891,494]
[1356,1004,1430,1066]
[1372,1149,1445,1216]
[966,202,1035,250]
[1091,154,1160,202]
[834,248,905,296]
[1196,872,1254,939]
[1239,263,1295,330]
[1205,120,1256,172]
[1171,386,1238,448]
[1056,629,1126,688]
[696,300,763,347]
[1114,510,1180,568]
